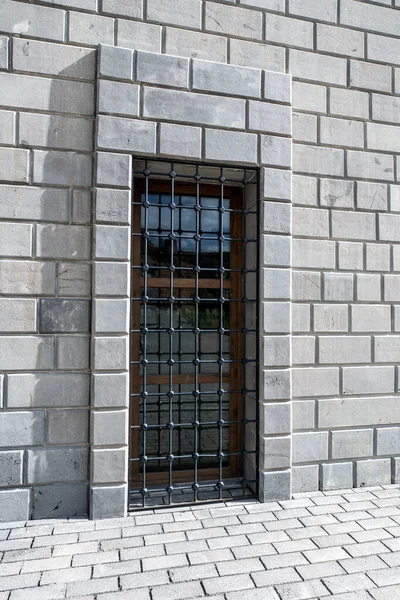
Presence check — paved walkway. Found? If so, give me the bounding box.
[2,486,400,599]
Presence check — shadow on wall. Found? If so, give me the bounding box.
[24,48,96,520]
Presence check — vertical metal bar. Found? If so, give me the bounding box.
[218,167,225,499]
[168,164,175,504]
[242,170,248,494]
[193,165,200,502]
[142,160,150,507]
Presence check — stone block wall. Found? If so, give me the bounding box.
[0,0,399,520]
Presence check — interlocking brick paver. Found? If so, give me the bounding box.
[2,485,400,600]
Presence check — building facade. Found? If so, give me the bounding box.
[0,0,400,522]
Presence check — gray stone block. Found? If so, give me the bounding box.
[259,470,291,502]
[350,60,391,92]
[262,168,291,201]
[0,451,23,487]
[91,484,127,519]
[136,51,189,89]
[7,373,90,408]
[265,13,314,49]
[319,336,371,364]
[372,94,400,125]
[69,11,114,46]
[95,188,130,224]
[376,427,400,456]
[292,81,326,113]
[321,463,353,491]
[98,79,139,117]
[94,262,129,297]
[318,397,400,428]
[0,147,29,183]
[19,112,93,152]
[261,436,291,470]
[0,0,64,41]
[94,299,129,333]
[0,110,15,144]
[95,225,130,260]
[205,129,257,165]
[0,337,54,370]
[263,335,290,367]
[0,36,8,70]
[323,272,353,301]
[0,299,36,333]
[332,429,373,460]
[0,489,30,522]
[47,409,89,445]
[159,123,202,160]
[165,27,227,63]
[293,367,339,397]
[293,112,317,144]
[261,136,292,168]
[91,448,127,483]
[93,336,128,371]
[292,336,315,365]
[293,400,315,430]
[320,179,354,209]
[290,49,346,85]
[355,458,391,487]
[32,484,88,520]
[264,369,291,400]
[263,202,292,235]
[263,301,291,334]
[341,0,400,36]
[92,373,129,408]
[262,402,291,436]
[99,44,133,81]
[230,38,284,72]
[56,336,89,370]
[97,115,156,154]
[343,366,394,395]
[263,235,291,267]
[13,38,95,80]
[320,116,364,148]
[193,59,261,98]
[330,87,369,119]
[205,2,262,39]
[0,411,45,448]
[72,189,92,225]
[289,0,337,22]
[249,101,291,135]
[92,410,128,446]
[27,447,88,484]
[147,0,201,28]
[39,299,90,333]
[96,152,131,187]
[33,151,92,187]
[317,23,364,57]
[0,185,68,223]
[102,0,142,18]
[356,273,381,302]
[293,432,328,463]
[143,87,245,129]
[0,72,94,116]
[36,224,90,260]
[292,465,318,494]
[57,263,91,297]
[264,71,291,104]
[293,270,321,301]
[117,19,162,53]
[293,144,344,177]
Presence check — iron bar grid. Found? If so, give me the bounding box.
[129,158,259,510]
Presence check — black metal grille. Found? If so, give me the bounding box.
[129,159,259,509]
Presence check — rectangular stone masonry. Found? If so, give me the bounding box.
[292,432,328,463]
[39,299,90,334]
[205,2,262,40]
[0,489,30,522]
[0,73,94,115]
[57,263,91,297]
[19,113,93,152]
[372,94,400,125]
[0,298,36,333]
[143,87,245,129]
[248,101,291,136]
[47,409,89,445]
[292,82,326,113]
[320,117,364,148]
[94,262,129,296]
[375,336,400,363]
[350,60,392,93]
[136,51,188,89]
[323,272,353,301]
[331,211,376,241]
[368,33,400,67]
[0,451,23,487]
[94,225,130,260]
[293,271,321,301]
[314,304,348,332]
[117,20,162,53]
[367,123,400,153]
[262,168,291,201]
[329,88,369,120]
[26,447,88,484]
[33,151,92,187]
[93,336,129,371]
[319,336,371,364]
[93,373,129,408]
[355,458,391,487]
[205,129,258,165]
[264,14,314,49]
[192,59,261,98]
[347,151,394,182]
[320,179,354,209]
[230,39,285,72]
[0,261,55,295]
[0,223,32,258]
[94,299,129,333]
[147,0,201,28]
[292,239,335,269]
[289,50,347,85]
[8,373,89,408]
[12,38,96,80]
[0,110,15,145]
[376,427,400,455]
[331,429,373,459]
[69,11,114,46]
[289,0,337,22]
[0,36,8,70]
[319,396,400,428]
[96,152,131,188]
[165,28,227,63]
[352,305,391,332]
[102,0,143,18]
[293,113,317,143]
[0,148,29,183]
[341,0,400,36]
[321,462,353,491]
[91,448,127,483]
[92,410,128,446]
[356,273,381,301]
[0,0,65,41]
[99,44,133,81]
[97,115,156,154]
[36,224,90,260]
[96,189,130,224]
[317,23,364,57]
[159,123,202,160]
[366,243,390,271]
[98,80,139,117]
[292,367,339,398]
[293,145,344,177]
[0,411,45,448]
[293,175,318,206]
[261,136,292,168]
[357,182,387,211]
